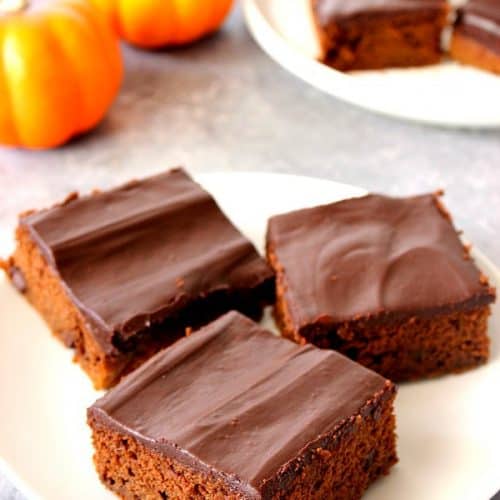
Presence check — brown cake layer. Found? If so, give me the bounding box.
[451,0,500,74]
[266,193,496,381]
[312,0,449,70]
[88,312,398,499]
[4,169,274,389]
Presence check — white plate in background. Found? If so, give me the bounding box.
[0,172,499,500]
[244,0,500,128]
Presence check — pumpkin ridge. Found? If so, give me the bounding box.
[46,3,121,131]
[2,17,38,146]
[41,15,83,144]
[89,3,122,90]
[46,12,92,135]
[0,23,19,145]
[50,0,121,85]
[8,14,80,147]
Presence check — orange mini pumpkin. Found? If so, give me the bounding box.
[92,0,234,49]
[0,0,123,149]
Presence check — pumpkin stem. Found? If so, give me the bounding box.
[0,0,28,14]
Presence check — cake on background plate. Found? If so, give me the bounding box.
[88,311,397,499]
[1,169,274,389]
[266,192,496,381]
[450,0,500,74]
[311,0,450,70]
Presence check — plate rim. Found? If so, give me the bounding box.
[0,457,41,500]
[243,0,500,129]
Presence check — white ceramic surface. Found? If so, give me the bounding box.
[244,0,500,128]
[0,172,499,500]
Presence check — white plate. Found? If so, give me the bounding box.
[0,172,499,500]
[243,0,500,128]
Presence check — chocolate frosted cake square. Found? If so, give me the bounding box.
[3,169,274,389]
[88,311,397,499]
[266,193,496,381]
[312,0,449,71]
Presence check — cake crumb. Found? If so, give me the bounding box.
[433,193,452,221]
[61,192,79,206]
[316,448,332,460]
[463,243,472,261]
[479,273,489,286]
[19,209,36,218]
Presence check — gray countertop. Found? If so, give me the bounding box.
[0,3,499,499]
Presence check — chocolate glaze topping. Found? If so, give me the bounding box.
[314,0,447,25]
[456,0,500,54]
[21,169,273,352]
[89,311,392,497]
[267,193,496,329]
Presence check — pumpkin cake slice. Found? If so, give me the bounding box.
[450,0,500,74]
[88,311,398,500]
[2,168,274,389]
[266,192,496,382]
[311,0,450,71]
